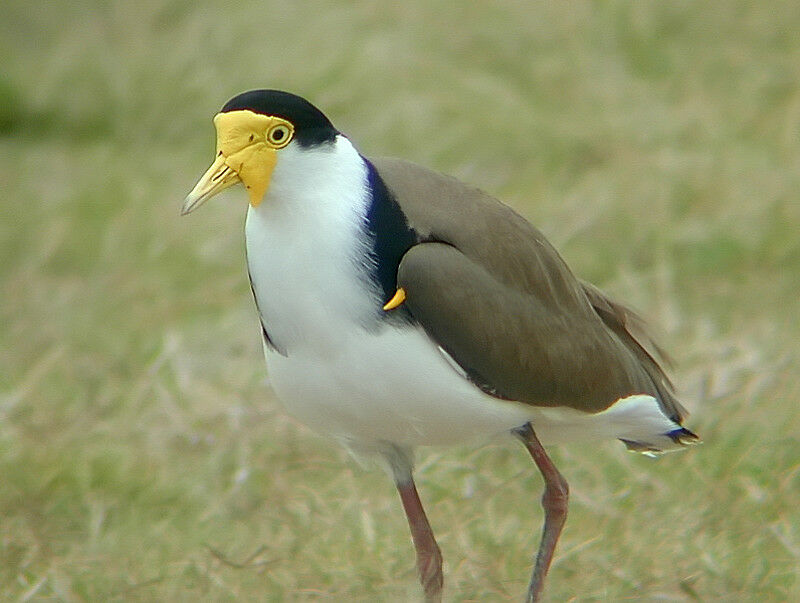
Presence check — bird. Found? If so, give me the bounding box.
[182,89,699,602]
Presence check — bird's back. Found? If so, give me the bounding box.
[373,157,687,422]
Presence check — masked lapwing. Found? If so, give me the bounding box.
[182,89,699,602]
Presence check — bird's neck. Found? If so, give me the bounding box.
[244,137,396,354]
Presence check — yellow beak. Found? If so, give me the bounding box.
[181,152,242,215]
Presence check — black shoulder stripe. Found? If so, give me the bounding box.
[363,159,419,303]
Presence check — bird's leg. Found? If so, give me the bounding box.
[396,477,444,602]
[386,447,443,603]
[513,423,569,603]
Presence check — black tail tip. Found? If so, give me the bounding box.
[666,426,701,446]
[619,426,701,456]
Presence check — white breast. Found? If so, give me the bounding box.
[245,137,378,356]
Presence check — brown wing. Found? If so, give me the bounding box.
[374,157,684,417]
[579,282,687,421]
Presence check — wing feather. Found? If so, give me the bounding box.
[374,157,685,418]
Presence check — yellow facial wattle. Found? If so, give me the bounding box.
[212,111,294,206]
[182,110,295,214]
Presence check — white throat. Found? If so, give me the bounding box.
[244,136,381,356]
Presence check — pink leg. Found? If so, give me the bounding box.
[514,423,570,603]
[395,476,443,602]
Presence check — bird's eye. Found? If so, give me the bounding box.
[266,124,293,148]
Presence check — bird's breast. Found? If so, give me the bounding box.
[244,191,381,357]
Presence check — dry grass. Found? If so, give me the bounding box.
[2,1,799,600]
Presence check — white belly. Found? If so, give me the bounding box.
[261,324,681,451]
[263,323,536,448]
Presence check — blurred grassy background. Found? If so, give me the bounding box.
[2,1,799,600]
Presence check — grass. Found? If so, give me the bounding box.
[2,1,799,600]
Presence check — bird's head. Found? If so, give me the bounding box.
[182,89,337,214]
